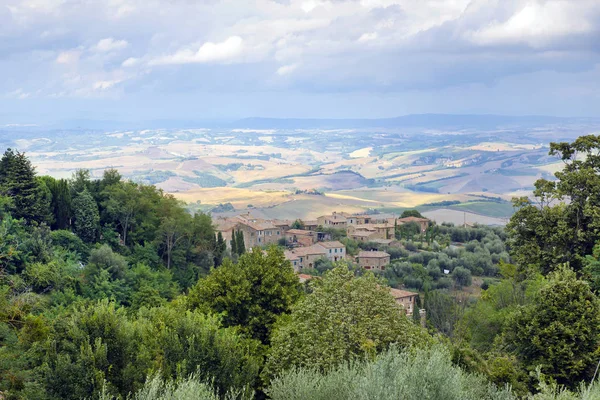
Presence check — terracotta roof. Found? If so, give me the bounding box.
[286,229,315,236]
[284,250,300,261]
[301,220,319,226]
[357,250,390,258]
[316,241,345,249]
[240,220,277,231]
[389,288,419,299]
[214,220,237,231]
[272,219,292,226]
[298,274,315,283]
[320,214,347,222]
[290,245,327,257]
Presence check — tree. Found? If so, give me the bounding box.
[230,231,238,255]
[291,219,303,229]
[507,135,600,275]
[0,149,51,223]
[102,181,141,246]
[156,211,189,269]
[401,209,424,218]
[43,177,72,230]
[187,247,301,343]
[70,168,92,196]
[506,266,600,387]
[72,189,100,243]
[452,267,472,287]
[263,267,432,380]
[236,230,246,254]
[214,232,226,266]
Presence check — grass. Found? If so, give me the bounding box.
[448,202,515,218]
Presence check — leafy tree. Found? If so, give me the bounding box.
[453,267,473,287]
[401,209,424,218]
[291,219,303,229]
[188,247,301,343]
[69,168,93,196]
[507,135,600,275]
[72,189,99,243]
[102,181,142,246]
[506,266,600,387]
[263,267,432,379]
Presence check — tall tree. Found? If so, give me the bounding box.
[42,177,72,230]
[236,230,246,254]
[0,149,51,223]
[214,232,226,266]
[102,181,141,246]
[72,189,99,243]
[230,231,238,255]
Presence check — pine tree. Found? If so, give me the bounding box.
[72,189,100,243]
[0,149,51,223]
[236,230,246,255]
[230,231,238,255]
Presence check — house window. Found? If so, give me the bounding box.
[258,238,261,243]
[334,248,338,253]
[277,231,280,235]
[293,261,297,266]
[329,249,332,253]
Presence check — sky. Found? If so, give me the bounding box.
[1,0,600,124]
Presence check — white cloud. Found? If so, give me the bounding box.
[55,50,80,64]
[93,37,129,52]
[301,0,331,13]
[358,32,378,43]
[6,88,31,99]
[122,57,139,67]
[468,2,595,47]
[277,64,298,76]
[151,36,244,65]
[93,79,122,91]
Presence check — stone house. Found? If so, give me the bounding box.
[356,250,391,270]
[317,212,348,228]
[316,241,346,262]
[347,223,395,240]
[286,229,318,246]
[397,216,430,233]
[389,288,419,316]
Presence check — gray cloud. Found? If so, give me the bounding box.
[1,0,599,120]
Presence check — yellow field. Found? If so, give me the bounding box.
[172,187,290,208]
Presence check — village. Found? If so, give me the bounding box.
[214,211,430,316]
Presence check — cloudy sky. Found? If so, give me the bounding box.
[1,0,599,124]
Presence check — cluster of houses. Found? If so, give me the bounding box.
[214,211,430,315]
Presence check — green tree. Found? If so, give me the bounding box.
[401,209,424,218]
[236,230,246,255]
[102,181,141,246]
[506,266,600,387]
[230,231,238,255]
[214,232,226,266]
[42,177,72,230]
[507,135,600,275]
[72,189,99,243]
[263,267,432,379]
[188,247,301,343]
[0,149,51,223]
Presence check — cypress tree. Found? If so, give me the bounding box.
[72,189,100,243]
[214,232,226,266]
[237,230,246,255]
[230,231,238,255]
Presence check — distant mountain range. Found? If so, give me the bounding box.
[3,114,598,131]
[230,114,595,130]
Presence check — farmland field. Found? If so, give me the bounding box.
[4,115,599,223]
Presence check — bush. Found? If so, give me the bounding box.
[452,267,472,287]
[266,345,515,400]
